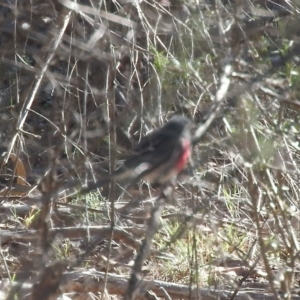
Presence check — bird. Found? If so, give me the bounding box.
[81,115,193,194]
[114,115,192,183]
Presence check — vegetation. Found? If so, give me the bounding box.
[1,0,300,299]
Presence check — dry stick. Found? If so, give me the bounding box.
[0,245,11,281]
[83,64,91,243]
[124,194,167,300]
[102,66,117,300]
[193,63,232,145]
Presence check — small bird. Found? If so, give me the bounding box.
[82,115,193,193]
[112,114,193,184]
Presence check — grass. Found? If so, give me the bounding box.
[2,0,300,298]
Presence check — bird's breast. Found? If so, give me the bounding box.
[175,139,191,172]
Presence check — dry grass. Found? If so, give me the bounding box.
[1,0,300,299]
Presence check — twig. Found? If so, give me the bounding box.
[124,191,168,300]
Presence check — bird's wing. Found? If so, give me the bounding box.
[124,129,180,169]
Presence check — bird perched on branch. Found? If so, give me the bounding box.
[114,114,192,183]
[82,115,193,193]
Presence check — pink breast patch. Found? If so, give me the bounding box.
[175,139,191,172]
